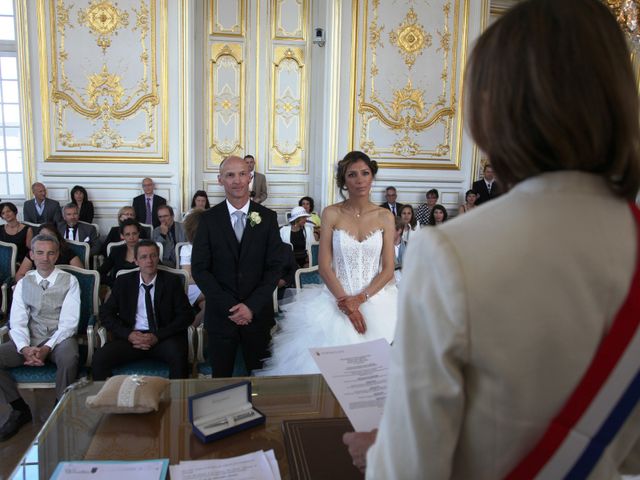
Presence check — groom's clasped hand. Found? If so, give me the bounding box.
[228,303,253,325]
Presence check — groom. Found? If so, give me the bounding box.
[192,156,282,377]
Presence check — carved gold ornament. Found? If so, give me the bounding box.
[389,7,432,68]
[78,0,130,52]
[604,0,640,50]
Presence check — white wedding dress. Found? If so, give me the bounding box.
[257,229,398,375]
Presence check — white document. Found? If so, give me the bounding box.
[51,459,168,480]
[310,338,391,431]
[170,450,279,480]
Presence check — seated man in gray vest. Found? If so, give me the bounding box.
[0,234,80,441]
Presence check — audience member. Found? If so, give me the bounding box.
[473,164,503,205]
[179,208,206,327]
[98,219,140,288]
[57,203,99,256]
[344,0,640,476]
[428,204,448,225]
[23,182,62,225]
[298,196,321,240]
[133,177,167,228]
[380,186,403,216]
[280,206,313,268]
[399,204,417,244]
[15,225,83,282]
[190,190,210,210]
[0,202,33,263]
[244,154,268,204]
[414,189,439,226]
[393,217,406,270]
[276,243,297,301]
[100,206,150,256]
[70,185,94,223]
[92,240,193,380]
[0,234,80,440]
[458,189,478,215]
[152,205,186,267]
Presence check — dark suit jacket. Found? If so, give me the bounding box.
[57,221,99,255]
[133,194,167,228]
[74,201,94,223]
[472,179,503,205]
[379,202,404,216]
[100,269,192,341]
[191,200,282,329]
[23,198,62,224]
[97,244,136,287]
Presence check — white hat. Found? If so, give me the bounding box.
[289,206,311,223]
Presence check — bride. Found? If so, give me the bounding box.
[258,151,398,375]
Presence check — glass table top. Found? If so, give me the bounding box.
[10,375,345,480]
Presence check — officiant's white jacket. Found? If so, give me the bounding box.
[367,171,640,479]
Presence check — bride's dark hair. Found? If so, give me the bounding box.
[336,151,378,198]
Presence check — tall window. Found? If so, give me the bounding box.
[0,0,24,198]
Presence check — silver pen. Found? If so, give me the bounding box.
[202,410,255,430]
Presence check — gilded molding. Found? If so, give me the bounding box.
[209,0,245,37]
[209,43,245,167]
[351,0,469,169]
[39,0,169,162]
[269,46,305,169]
[272,0,306,41]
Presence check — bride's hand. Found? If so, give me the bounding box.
[337,294,365,315]
[348,310,367,334]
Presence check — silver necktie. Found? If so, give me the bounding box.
[40,279,49,291]
[232,211,246,242]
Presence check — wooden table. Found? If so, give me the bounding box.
[13,375,347,479]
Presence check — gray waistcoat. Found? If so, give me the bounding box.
[21,272,72,346]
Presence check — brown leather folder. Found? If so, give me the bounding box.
[282,417,364,480]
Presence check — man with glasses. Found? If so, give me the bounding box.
[152,205,187,267]
[133,178,167,228]
[379,186,403,216]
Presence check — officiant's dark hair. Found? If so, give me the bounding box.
[336,151,378,198]
[465,0,640,199]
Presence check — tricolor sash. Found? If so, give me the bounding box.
[505,202,640,480]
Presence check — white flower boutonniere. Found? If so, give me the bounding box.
[248,211,262,227]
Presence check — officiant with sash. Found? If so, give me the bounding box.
[344,1,640,477]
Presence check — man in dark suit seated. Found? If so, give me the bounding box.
[57,203,100,256]
[92,240,193,380]
[132,178,167,228]
[23,182,62,225]
[379,186,403,216]
[472,164,503,205]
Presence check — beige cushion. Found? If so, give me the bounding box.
[86,375,170,414]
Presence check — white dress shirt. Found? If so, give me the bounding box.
[226,199,250,229]
[9,268,80,351]
[135,274,157,331]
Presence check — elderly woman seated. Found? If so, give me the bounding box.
[280,206,314,268]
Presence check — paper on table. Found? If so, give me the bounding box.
[310,338,391,431]
[51,459,168,480]
[170,450,279,480]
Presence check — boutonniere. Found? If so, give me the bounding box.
[248,211,262,227]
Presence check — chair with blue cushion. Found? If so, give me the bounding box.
[0,241,17,322]
[310,242,319,266]
[0,265,99,390]
[97,266,193,378]
[295,265,323,292]
[66,240,90,268]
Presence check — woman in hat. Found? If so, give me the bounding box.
[279,206,314,268]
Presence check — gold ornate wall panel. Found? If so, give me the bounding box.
[351,0,470,169]
[273,0,307,40]
[209,43,245,167]
[270,46,305,168]
[38,0,168,163]
[209,0,245,37]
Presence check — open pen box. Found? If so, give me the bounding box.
[188,381,265,443]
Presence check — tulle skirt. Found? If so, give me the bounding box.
[256,284,397,376]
